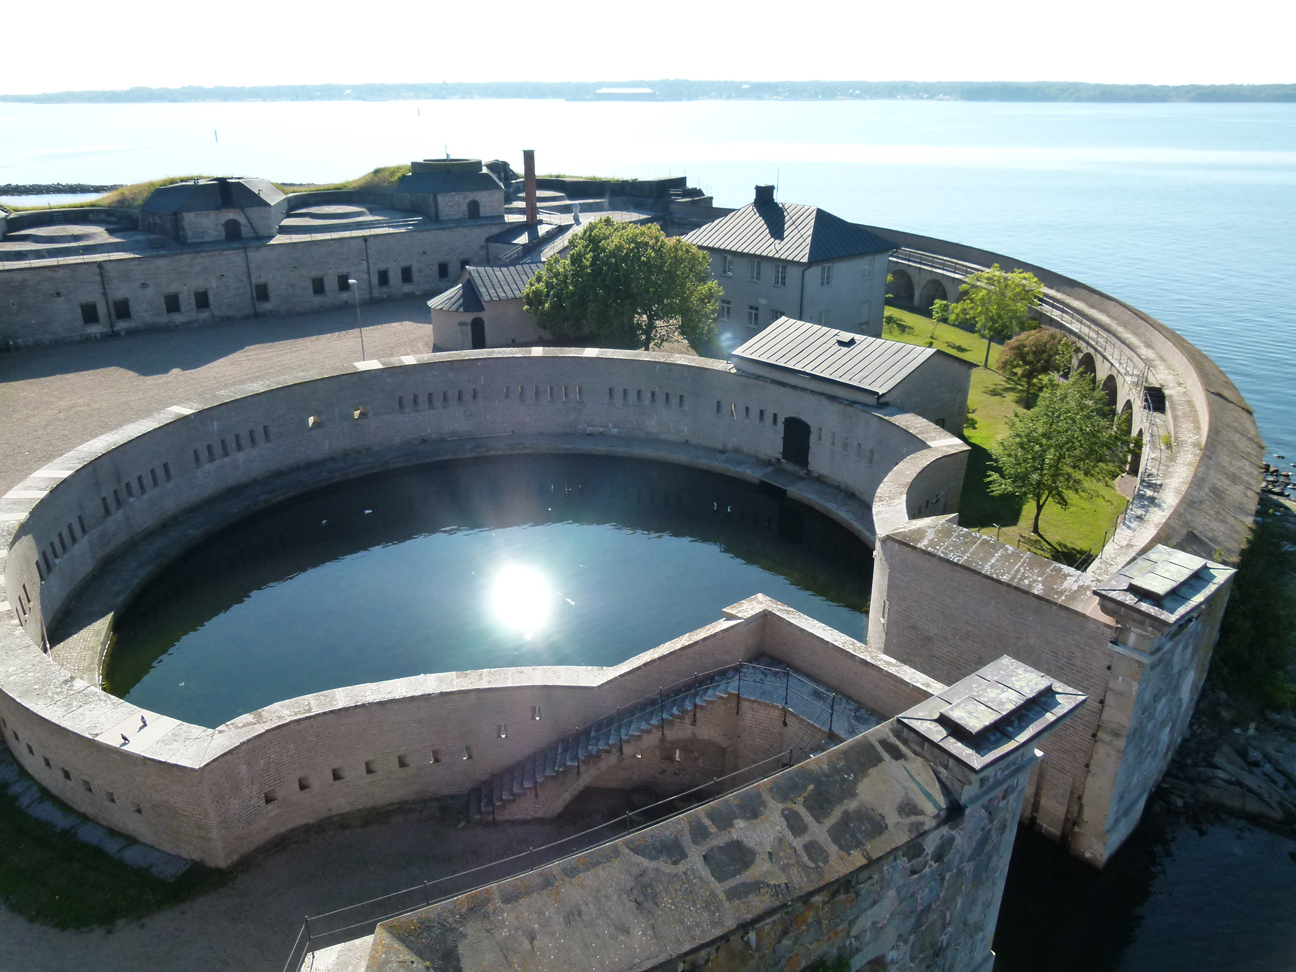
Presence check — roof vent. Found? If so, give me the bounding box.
[754,185,775,206]
[836,333,856,347]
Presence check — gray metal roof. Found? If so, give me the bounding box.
[426,285,466,312]
[465,264,542,302]
[683,202,895,264]
[396,170,504,195]
[732,317,962,397]
[141,178,284,214]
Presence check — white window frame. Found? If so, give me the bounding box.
[820,263,833,287]
[773,263,787,287]
[818,309,832,326]
[719,299,731,320]
[747,305,760,328]
[861,261,873,280]
[748,259,762,283]
[720,254,733,276]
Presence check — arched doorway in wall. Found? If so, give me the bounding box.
[782,417,811,467]
[1128,430,1144,475]
[1076,353,1097,381]
[918,278,947,311]
[890,269,915,304]
[470,317,486,349]
[1101,374,1119,410]
[223,218,243,241]
[466,199,481,219]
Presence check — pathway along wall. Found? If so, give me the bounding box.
[866,229,1263,865]
[0,349,963,866]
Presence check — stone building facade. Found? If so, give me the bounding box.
[0,160,509,347]
[684,186,895,340]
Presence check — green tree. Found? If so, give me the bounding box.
[940,264,1044,368]
[997,327,1075,406]
[987,374,1130,535]
[522,217,722,352]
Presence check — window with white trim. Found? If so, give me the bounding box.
[719,254,733,276]
[818,309,832,326]
[819,264,833,287]
[773,263,787,287]
[748,259,762,282]
[719,299,731,320]
[747,305,760,328]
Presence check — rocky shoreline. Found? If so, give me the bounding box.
[0,184,121,196]
[1154,690,1296,835]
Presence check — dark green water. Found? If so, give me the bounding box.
[107,454,871,728]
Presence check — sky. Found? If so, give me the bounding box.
[4,0,1295,94]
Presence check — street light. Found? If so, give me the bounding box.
[347,279,365,361]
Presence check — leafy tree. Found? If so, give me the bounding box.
[987,374,1130,535]
[522,217,722,352]
[997,327,1075,406]
[938,264,1044,368]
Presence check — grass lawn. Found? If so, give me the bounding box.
[0,764,228,928]
[882,303,1128,566]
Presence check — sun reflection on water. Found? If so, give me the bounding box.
[487,563,555,639]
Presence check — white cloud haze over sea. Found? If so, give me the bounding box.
[4,0,1294,94]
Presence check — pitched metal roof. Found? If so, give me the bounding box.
[732,317,965,397]
[396,170,504,195]
[426,285,466,312]
[141,178,284,214]
[683,202,895,264]
[465,264,542,302]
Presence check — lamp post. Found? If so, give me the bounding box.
[347,279,365,361]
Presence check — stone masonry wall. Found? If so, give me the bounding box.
[0,223,496,346]
[676,765,1028,972]
[870,534,1112,843]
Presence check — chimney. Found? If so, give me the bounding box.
[754,184,775,206]
[217,177,234,209]
[523,149,539,226]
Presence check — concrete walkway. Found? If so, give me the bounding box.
[0,301,567,971]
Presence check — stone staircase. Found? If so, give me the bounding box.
[467,660,879,821]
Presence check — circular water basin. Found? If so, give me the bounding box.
[106,454,872,728]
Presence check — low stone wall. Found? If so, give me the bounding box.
[0,350,958,865]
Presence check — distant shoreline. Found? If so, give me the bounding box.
[2,80,1295,104]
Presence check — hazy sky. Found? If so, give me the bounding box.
[5,0,1293,94]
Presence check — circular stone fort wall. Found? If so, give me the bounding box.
[0,231,1266,868]
[0,348,965,865]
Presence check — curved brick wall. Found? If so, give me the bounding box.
[0,349,958,865]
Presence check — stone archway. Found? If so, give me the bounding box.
[1128,429,1144,475]
[890,268,915,304]
[467,199,481,219]
[1101,374,1119,410]
[1076,353,1097,380]
[470,317,486,350]
[223,218,242,241]
[918,278,947,311]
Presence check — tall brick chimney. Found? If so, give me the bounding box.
[523,149,539,225]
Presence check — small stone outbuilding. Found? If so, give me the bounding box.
[140,177,286,243]
[731,316,974,435]
[428,263,545,350]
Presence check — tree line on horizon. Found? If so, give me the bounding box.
[3,80,1295,103]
